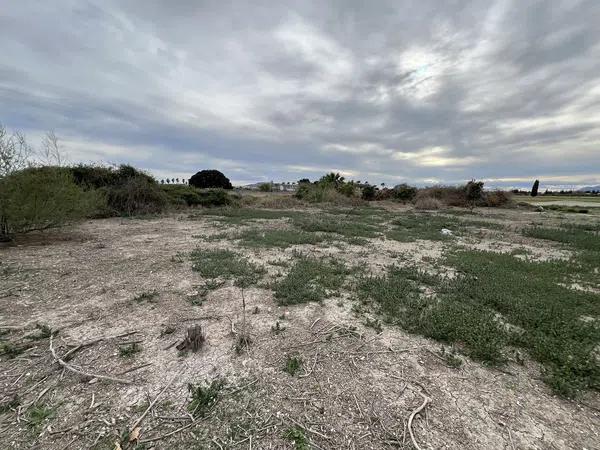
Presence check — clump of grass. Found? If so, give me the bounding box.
[133,291,159,303]
[293,216,380,239]
[0,341,32,359]
[190,208,302,224]
[234,334,252,355]
[238,229,326,248]
[364,317,383,334]
[439,346,463,369]
[358,264,507,364]
[285,427,309,450]
[273,256,349,305]
[524,226,600,251]
[27,405,55,428]
[386,213,463,242]
[359,249,600,397]
[271,321,286,334]
[26,323,52,341]
[170,252,186,263]
[187,379,225,417]
[190,249,265,287]
[188,280,225,306]
[159,325,176,337]
[119,343,141,357]
[0,395,19,414]
[284,355,303,376]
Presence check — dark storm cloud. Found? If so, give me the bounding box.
[1,0,599,187]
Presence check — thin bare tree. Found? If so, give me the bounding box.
[0,123,32,177]
[40,130,66,166]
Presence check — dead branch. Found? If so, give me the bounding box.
[298,349,319,378]
[129,371,180,433]
[284,415,331,440]
[407,391,431,450]
[49,335,132,384]
[118,362,153,376]
[138,418,203,444]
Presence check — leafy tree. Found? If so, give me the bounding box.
[465,180,484,203]
[319,172,345,187]
[189,170,233,189]
[531,179,540,197]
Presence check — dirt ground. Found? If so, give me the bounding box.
[1,206,599,449]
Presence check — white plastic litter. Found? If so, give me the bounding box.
[440,228,453,236]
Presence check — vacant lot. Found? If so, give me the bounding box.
[1,204,599,449]
[520,195,600,208]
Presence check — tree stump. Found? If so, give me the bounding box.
[176,325,205,352]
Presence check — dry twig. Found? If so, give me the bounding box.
[407,391,431,450]
[129,371,180,433]
[49,335,132,384]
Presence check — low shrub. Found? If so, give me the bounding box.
[374,188,394,201]
[484,190,512,207]
[240,194,301,209]
[69,164,154,189]
[258,183,272,192]
[414,182,511,209]
[414,196,443,210]
[68,164,170,217]
[160,184,201,206]
[361,185,377,201]
[103,176,169,216]
[0,167,100,238]
[162,186,234,208]
[296,184,359,206]
[393,183,417,202]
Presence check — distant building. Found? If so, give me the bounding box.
[243,181,298,192]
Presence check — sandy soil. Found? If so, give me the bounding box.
[0,208,598,449]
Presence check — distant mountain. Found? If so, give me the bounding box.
[578,185,600,192]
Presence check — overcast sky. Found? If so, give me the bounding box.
[1,1,600,188]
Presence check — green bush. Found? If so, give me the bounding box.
[159,184,232,207]
[195,189,234,207]
[465,180,485,205]
[0,167,99,238]
[294,172,365,204]
[393,183,417,202]
[258,183,272,192]
[67,164,172,216]
[361,185,376,200]
[69,164,154,189]
[413,181,510,208]
[102,176,169,216]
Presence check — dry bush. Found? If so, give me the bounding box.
[484,190,512,207]
[322,187,365,206]
[414,196,443,210]
[241,194,302,209]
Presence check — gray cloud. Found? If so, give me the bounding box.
[1,0,599,188]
